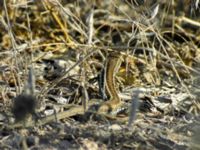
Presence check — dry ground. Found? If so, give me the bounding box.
[0,0,200,149]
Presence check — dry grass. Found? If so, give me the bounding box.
[0,0,200,149]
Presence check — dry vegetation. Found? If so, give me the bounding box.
[0,0,200,149]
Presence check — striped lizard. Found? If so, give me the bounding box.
[98,52,124,115]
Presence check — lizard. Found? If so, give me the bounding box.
[98,52,124,115]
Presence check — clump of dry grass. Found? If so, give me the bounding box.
[0,0,200,149]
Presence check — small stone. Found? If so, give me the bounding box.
[108,124,122,131]
[0,113,5,121]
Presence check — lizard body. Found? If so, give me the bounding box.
[98,52,123,114]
